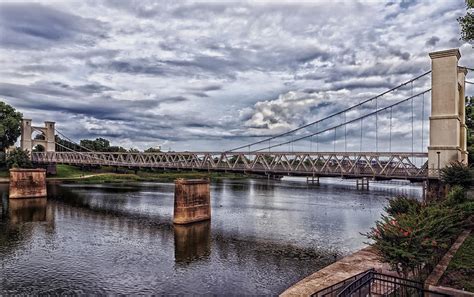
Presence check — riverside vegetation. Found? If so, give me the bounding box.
[50,164,249,183]
[365,161,474,289]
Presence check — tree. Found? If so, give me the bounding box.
[144,147,161,153]
[466,96,474,163]
[365,198,464,280]
[80,137,110,151]
[440,161,472,188]
[109,145,127,152]
[6,148,32,168]
[458,0,474,43]
[0,101,22,151]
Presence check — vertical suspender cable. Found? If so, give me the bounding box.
[333,128,336,152]
[360,118,363,152]
[375,97,378,152]
[421,93,425,152]
[344,112,347,152]
[316,122,319,152]
[411,96,414,156]
[389,107,392,152]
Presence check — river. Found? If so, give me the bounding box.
[0,178,422,295]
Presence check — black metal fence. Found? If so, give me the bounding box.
[314,270,450,297]
[312,269,375,297]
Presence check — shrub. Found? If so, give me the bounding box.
[365,204,463,280]
[445,185,467,206]
[440,161,472,188]
[5,148,32,169]
[385,196,421,216]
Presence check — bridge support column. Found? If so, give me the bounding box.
[173,178,211,224]
[356,177,369,190]
[428,49,467,178]
[9,168,47,199]
[306,175,319,185]
[424,179,449,202]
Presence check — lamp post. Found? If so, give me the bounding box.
[437,151,441,176]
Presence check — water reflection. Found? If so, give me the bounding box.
[174,220,211,263]
[6,198,53,224]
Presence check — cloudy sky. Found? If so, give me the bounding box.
[0,0,473,152]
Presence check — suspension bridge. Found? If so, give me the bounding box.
[20,49,471,182]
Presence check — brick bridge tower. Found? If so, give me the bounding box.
[428,49,468,177]
[20,119,56,153]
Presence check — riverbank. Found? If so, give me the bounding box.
[0,164,251,184]
[280,246,392,296]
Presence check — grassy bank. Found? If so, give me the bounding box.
[440,233,474,292]
[53,164,249,183]
[0,170,8,178]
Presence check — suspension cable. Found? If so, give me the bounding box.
[55,128,95,152]
[389,107,392,152]
[227,71,431,152]
[251,89,431,152]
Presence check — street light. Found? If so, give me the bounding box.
[437,151,441,176]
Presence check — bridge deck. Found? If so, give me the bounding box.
[32,151,429,181]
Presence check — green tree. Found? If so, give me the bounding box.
[466,96,474,163]
[365,199,464,280]
[80,137,110,151]
[458,0,474,43]
[109,145,127,152]
[440,161,472,188]
[6,148,32,168]
[144,147,161,153]
[0,101,22,151]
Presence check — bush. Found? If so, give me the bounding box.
[366,203,464,280]
[445,185,467,206]
[5,148,32,169]
[440,161,472,188]
[385,196,421,216]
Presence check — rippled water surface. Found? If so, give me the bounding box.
[0,178,421,295]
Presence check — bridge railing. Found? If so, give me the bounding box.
[32,151,429,180]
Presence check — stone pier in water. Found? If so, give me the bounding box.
[173,178,211,224]
[9,168,47,199]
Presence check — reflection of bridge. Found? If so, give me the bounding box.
[21,49,471,181]
[32,151,429,181]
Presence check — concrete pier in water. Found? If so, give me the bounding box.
[173,178,211,224]
[9,168,47,199]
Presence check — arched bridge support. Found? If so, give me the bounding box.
[428,49,467,178]
[20,119,55,153]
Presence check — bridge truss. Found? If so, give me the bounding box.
[32,151,428,181]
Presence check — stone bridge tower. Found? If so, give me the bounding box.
[428,49,468,178]
[20,119,56,153]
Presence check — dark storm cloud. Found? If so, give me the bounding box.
[89,59,168,76]
[0,3,107,49]
[20,64,70,73]
[425,36,440,46]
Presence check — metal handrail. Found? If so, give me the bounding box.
[336,271,449,297]
[312,269,375,297]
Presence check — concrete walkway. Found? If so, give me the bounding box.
[280,246,391,296]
